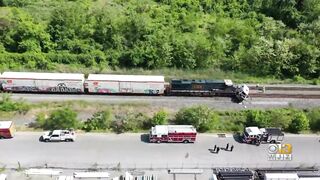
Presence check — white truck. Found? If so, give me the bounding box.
[40,130,76,142]
[242,127,284,145]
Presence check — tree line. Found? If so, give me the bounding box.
[0,0,319,80]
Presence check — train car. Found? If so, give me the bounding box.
[167,79,234,96]
[166,79,249,102]
[0,72,85,93]
[85,74,165,94]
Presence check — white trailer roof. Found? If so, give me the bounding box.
[87,74,164,82]
[0,121,13,129]
[0,72,85,81]
[264,173,299,179]
[245,127,262,135]
[152,125,196,135]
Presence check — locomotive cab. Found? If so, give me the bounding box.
[235,84,249,102]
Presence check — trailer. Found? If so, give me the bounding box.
[0,121,15,139]
[242,127,284,145]
[0,72,85,93]
[85,74,165,94]
[149,125,197,143]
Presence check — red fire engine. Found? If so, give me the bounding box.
[149,125,197,143]
[0,121,15,139]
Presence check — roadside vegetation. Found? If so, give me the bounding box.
[1,94,319,133]
[31,104,320,134]
[0,0,319,83]
[0,93,30,113]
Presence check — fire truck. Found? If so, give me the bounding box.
[0,121,15,139]
[242,127,284,145]
[149,125,197,143]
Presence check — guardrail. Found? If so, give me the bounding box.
[25,168,62,176]
[56,176,74,180]
[168,169,203,174]
[73,172,109,178]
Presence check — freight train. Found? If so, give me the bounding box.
[0,72,249,102]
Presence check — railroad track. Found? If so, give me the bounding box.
[250,93,320,99]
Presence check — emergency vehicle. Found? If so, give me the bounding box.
[242,127,284,145]
[149,125,197,143]
[0,121,15,139]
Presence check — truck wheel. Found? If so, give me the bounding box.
[183,140,189,143]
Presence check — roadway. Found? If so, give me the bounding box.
[0,133,319,169]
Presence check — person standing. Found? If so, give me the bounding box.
[230,145,234,152]
[226,143,229,151]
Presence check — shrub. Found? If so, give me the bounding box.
[0,93,30,113]
[35,107,79,130]
[245,109,292,129]
[111,112,149,133]
[307,108,320,131]
[288,111,309,133]
[150,109,168,126]
[175,105,220,132]
[82,110,113,132]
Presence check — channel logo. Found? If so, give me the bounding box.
[268,144,292,161]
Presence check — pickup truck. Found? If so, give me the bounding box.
[39,130,76,142]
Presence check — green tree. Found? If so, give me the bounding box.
[288,111,309,133]
[36,107,79,130]
[150,109,168,126]
[175,105,220,132]
[3,9,52,53]
[83,110,113,132]
[307,108,320,131]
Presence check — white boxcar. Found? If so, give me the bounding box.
[0,72,85,93]
[86,74,165,94]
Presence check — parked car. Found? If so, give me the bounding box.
[39,130,76,142]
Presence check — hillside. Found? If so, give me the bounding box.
[0,0,319,81]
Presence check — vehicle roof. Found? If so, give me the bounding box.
[87,74,165,82]
[0,121,13,129]
[264,173,299,178]
[171,79,233,86]
[152,125,196,135]
[264,128,283,135]
[0,72,85,81]
[245,127,261,135]
[52,130,72,134]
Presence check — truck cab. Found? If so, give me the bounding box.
[40,130,75,142]
[242,127,283,145]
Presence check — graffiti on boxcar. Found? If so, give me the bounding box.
[47,83,81,93]
[10,86,40,92]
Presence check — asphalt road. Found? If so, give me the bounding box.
[1,133,319,170]
[9,93,320,110]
